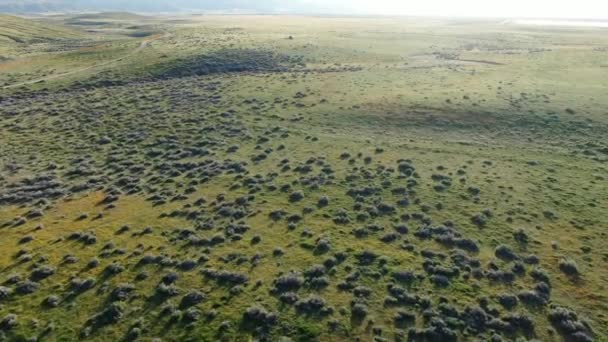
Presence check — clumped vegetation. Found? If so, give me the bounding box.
[150,48,304,80]
[0,11,606,342]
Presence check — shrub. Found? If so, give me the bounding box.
[273,272,304,292]
[0,286,12,301]
[530,267,551,284]
[315,239,331,253]
[317,196,329,207]
[558,258,580,277]
[289,191,305,202]
[88,302,126,327]
[355,250,378,265]
[398,162,415,175]
[523,254,539,265]
[135,272,149,281]
[351,303,368,318]
[243,306,277,326]
[392,271,416,284]
[463,306,488,332]
[15,280,40,295]
[0,314,17,331]
[109,283,136,302]
[44,295,60,308]
[279,292,299,304]
[126,327,142,340]
[206,309,218,321]
[86,258,100,269]
[352,227,369,238]
[407,318,457,342]
[486,318,510,333]
[104,263,124,275]
[438,302,460,318]
[82,234,97,245]
[202,269,249,285]
[376,203,396,215]
[471,214,487,227]
[497,294,518,310]
[394,225,409,234]
[380,233,399,243]
[71,277,97,292]
[155,283,180,298]
[323,256,337,268]
[269,209,287,221]
[454,238,479,253]
[287,214,302,223]
[26,209,44,219]
[333,209,351,224]
[162,272,179,285]
[218,320,232,332]
[386,285,419,306]
[295,295,330,315]
[467,187,481,195]
[168,310,182,323]
[30,265,56,281]
[394,310,416,325]
[183,307,202,323]
[304,265,326,278]
[502,313,535,334]
[513,229,529,244]
[63,255,78,264]
[512,261,526,275]
[116,225,130,234]
[97,136,112,145]
[18,235,34,244]
[548,306,593,341]
[178,259,197,271]
[494,245,518,261]
[517,290,547,307]
[535,281,551,299]
[430,274,450,287]
[308,276,331,289]
[181,290,206,308]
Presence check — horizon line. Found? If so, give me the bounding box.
[8,10,608,22]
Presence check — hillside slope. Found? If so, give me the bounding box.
[70,12,150,21]
[0,14,84,44]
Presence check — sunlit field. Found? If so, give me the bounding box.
[0,13,607,341]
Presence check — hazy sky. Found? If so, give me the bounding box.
[1,0,607,19]
[298,0,608,19]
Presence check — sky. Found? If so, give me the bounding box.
[298,0,608,19]
[1,0,607,19]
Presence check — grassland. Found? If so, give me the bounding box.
[0,13,607,341]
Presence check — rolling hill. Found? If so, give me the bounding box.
[0,14,85,44]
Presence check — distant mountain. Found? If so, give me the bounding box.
[0,0,338,14]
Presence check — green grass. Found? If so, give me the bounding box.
[0,14,84,44]
[0,14,606,342]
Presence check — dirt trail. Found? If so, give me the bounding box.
[1,31,171,90]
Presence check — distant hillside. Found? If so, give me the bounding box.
[65,12,152,26]
[0,14,84,44]
[0,0,330,14]
[70,12,150,21]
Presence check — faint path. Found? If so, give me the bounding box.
[1,31,171,89]
[453,58,504,65]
